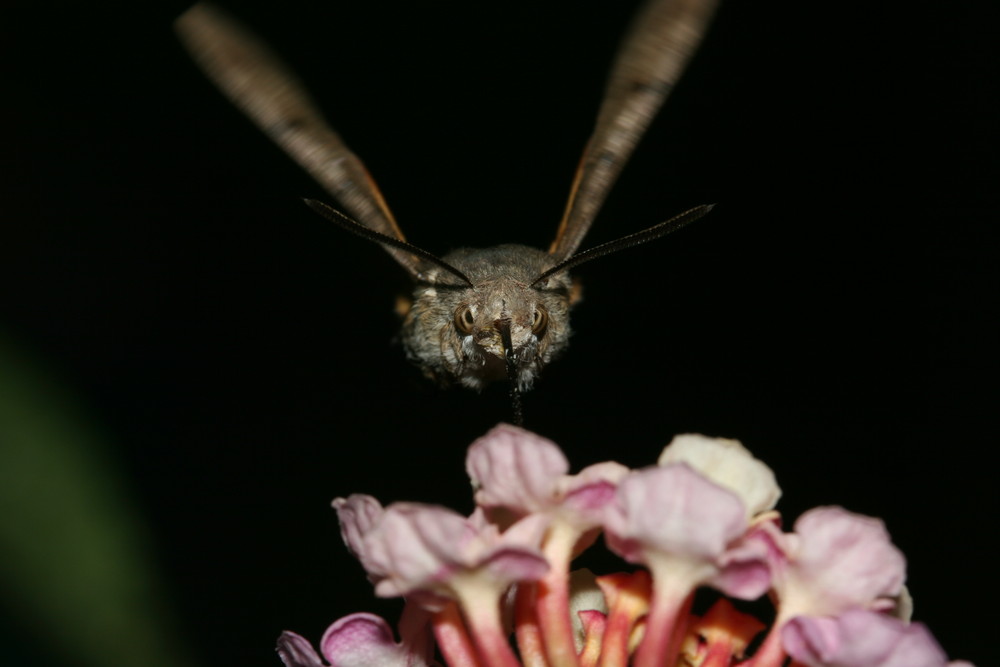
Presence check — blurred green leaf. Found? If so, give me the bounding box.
[0,332,199,667]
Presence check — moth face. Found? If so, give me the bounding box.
[400,245,574,391]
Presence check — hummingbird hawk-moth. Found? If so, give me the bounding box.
[176,0,718,420]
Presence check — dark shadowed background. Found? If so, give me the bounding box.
[3,0,996,665]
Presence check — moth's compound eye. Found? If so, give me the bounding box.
[532,306,549,337]
[454,305,475,335]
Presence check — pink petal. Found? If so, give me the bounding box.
[365,503,470,597]
[557,461,631,525]
[482,547,551,583]
[319,613,421,667]
[777,507,906,618]
[364,503,548,600]
[711,535,773,599]
[559,461,631,494]
[781,614,842,663]
[782,609,956,667]
[277,631,326,667]
[333,495,386,578]
[604,464,748,562]
[471,512,551,583]
[466,423,568,513]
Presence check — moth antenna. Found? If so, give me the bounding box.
[530,204,715,286]
[496,318,524,426]
[303,198,475,287]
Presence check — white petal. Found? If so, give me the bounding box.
[658,434,781,517]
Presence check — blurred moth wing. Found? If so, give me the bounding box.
[175,0,718,394]
[547,0,719,262]
[173,4,423,278]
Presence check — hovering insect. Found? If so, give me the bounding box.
[175,0,718,422]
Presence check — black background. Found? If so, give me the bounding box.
[3,0,996,665]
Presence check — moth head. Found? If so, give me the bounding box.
[413,251,574,394]
[429,265,571,426]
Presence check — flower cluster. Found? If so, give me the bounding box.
[277,426,972,667]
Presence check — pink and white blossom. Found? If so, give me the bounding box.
[603,464,772,667]
[466,423,630,667]
[767,506,906,621]
[277,426,973,667]
[466,423,629,529]
[603,464,771,600]
[361,504,549,602]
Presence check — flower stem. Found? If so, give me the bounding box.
[594,608,631,667]
[456,584,523,667]
[535,522,581,667]
[632,584,694,667]
[514,584,550,667]
[433,602,482,667]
